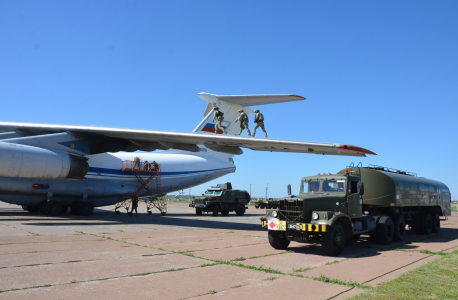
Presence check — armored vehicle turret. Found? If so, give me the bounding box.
[190,182,250,216]
[261,165,451,256]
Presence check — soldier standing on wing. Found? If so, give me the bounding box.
[235,109,251,136]
[212,107,227,134]
[252,109,268,138]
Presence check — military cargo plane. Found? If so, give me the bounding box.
[0,93,375,216]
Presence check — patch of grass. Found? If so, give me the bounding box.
[233,257,246,261]
[117,230,124,233]
[419,249,446,256]
[325,260,340,266]
[27,251,37,253]
[351,250,458,299]
[231,285,243,288]
[198,290,217,296]
[312,275,371,289]
[265,277,278,281]
[70,280,77,283]
[226,231,234,234]
[200,263,218,267]
[292,267,311,273]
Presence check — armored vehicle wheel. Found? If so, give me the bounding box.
[196,209,203,216]
[419,213,432,235]
[431,213,440,233]
[221,210,229,216]
[46,201,63,216]
[260,203,266,209]
[255,205,259,209]
[212,205,219,217]
[268,231,290,249]
[39,202,48,215]
[235,205,245,216]
[377,216,394,245]
[322,221,345,256]
[79,202,93,216]
[393,215,406,242]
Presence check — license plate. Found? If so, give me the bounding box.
[288,224,303,230]
[267,220,286,231]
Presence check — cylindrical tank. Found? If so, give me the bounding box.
[339,167,451,209]
[0,142,88,180]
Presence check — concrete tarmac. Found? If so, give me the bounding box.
[0,201,457,299]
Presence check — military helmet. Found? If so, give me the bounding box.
[213,107,219,110]
[254,109,259,113]
[238,109,244,112]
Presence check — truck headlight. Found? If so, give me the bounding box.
[312,212,319,220]
[272,211,278,218]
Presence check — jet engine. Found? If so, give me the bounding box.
[0,142,89,180]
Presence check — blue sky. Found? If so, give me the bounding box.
[0,1,457,198]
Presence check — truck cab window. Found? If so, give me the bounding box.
[300,181,320,193]
[323,180,345,193]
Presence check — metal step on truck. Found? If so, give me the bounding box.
[261,164,452,256]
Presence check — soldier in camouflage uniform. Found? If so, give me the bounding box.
[253,109,268,138]
[143,160,150,170]
[151,161,159,171]
[130,196,139,217]
[235,109,251,136]
[212,107,227,134]
[132,157,140,170]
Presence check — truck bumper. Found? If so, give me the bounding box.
[261,219,328,233]
[189,204,208,209]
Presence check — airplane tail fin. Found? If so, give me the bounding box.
[193,93,305,136]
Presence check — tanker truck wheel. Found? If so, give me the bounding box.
[39,202,48,215]
[377,216,394,245]
[268,231,290,249]
[70,202,80,215]
[431,213,440,233]
[369,216,381,244]
[79,202,94,216]
[221,210,230,216]
[419,213,432,235]
[393,215,406,242]
[322,221,345,256]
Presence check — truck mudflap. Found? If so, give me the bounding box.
[261,219,328,233]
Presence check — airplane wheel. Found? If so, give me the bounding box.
[46,201,63,216]
[79,202,93,216]
[161,212,166,216]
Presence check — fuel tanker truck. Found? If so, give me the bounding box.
[261,164,452,256]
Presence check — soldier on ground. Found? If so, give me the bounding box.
[143,160,150,170]
[235,109,251,136]
[151,161,159,171]
[253,109,268,138]
[130,196,139,217]
[212,107,227,134]
[132,157,140,170]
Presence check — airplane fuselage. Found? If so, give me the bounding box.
[0,151,236,207]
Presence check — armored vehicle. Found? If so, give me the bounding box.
[253,198,279,209]
[190,182,250,216]
[261,164,452,256]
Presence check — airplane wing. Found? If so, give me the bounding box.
[0,121,376,156]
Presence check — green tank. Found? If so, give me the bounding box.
[261,164,452,256]
[190,182,250,216]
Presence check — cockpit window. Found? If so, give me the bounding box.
[300,181,320,193]
[322,180,345,193]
